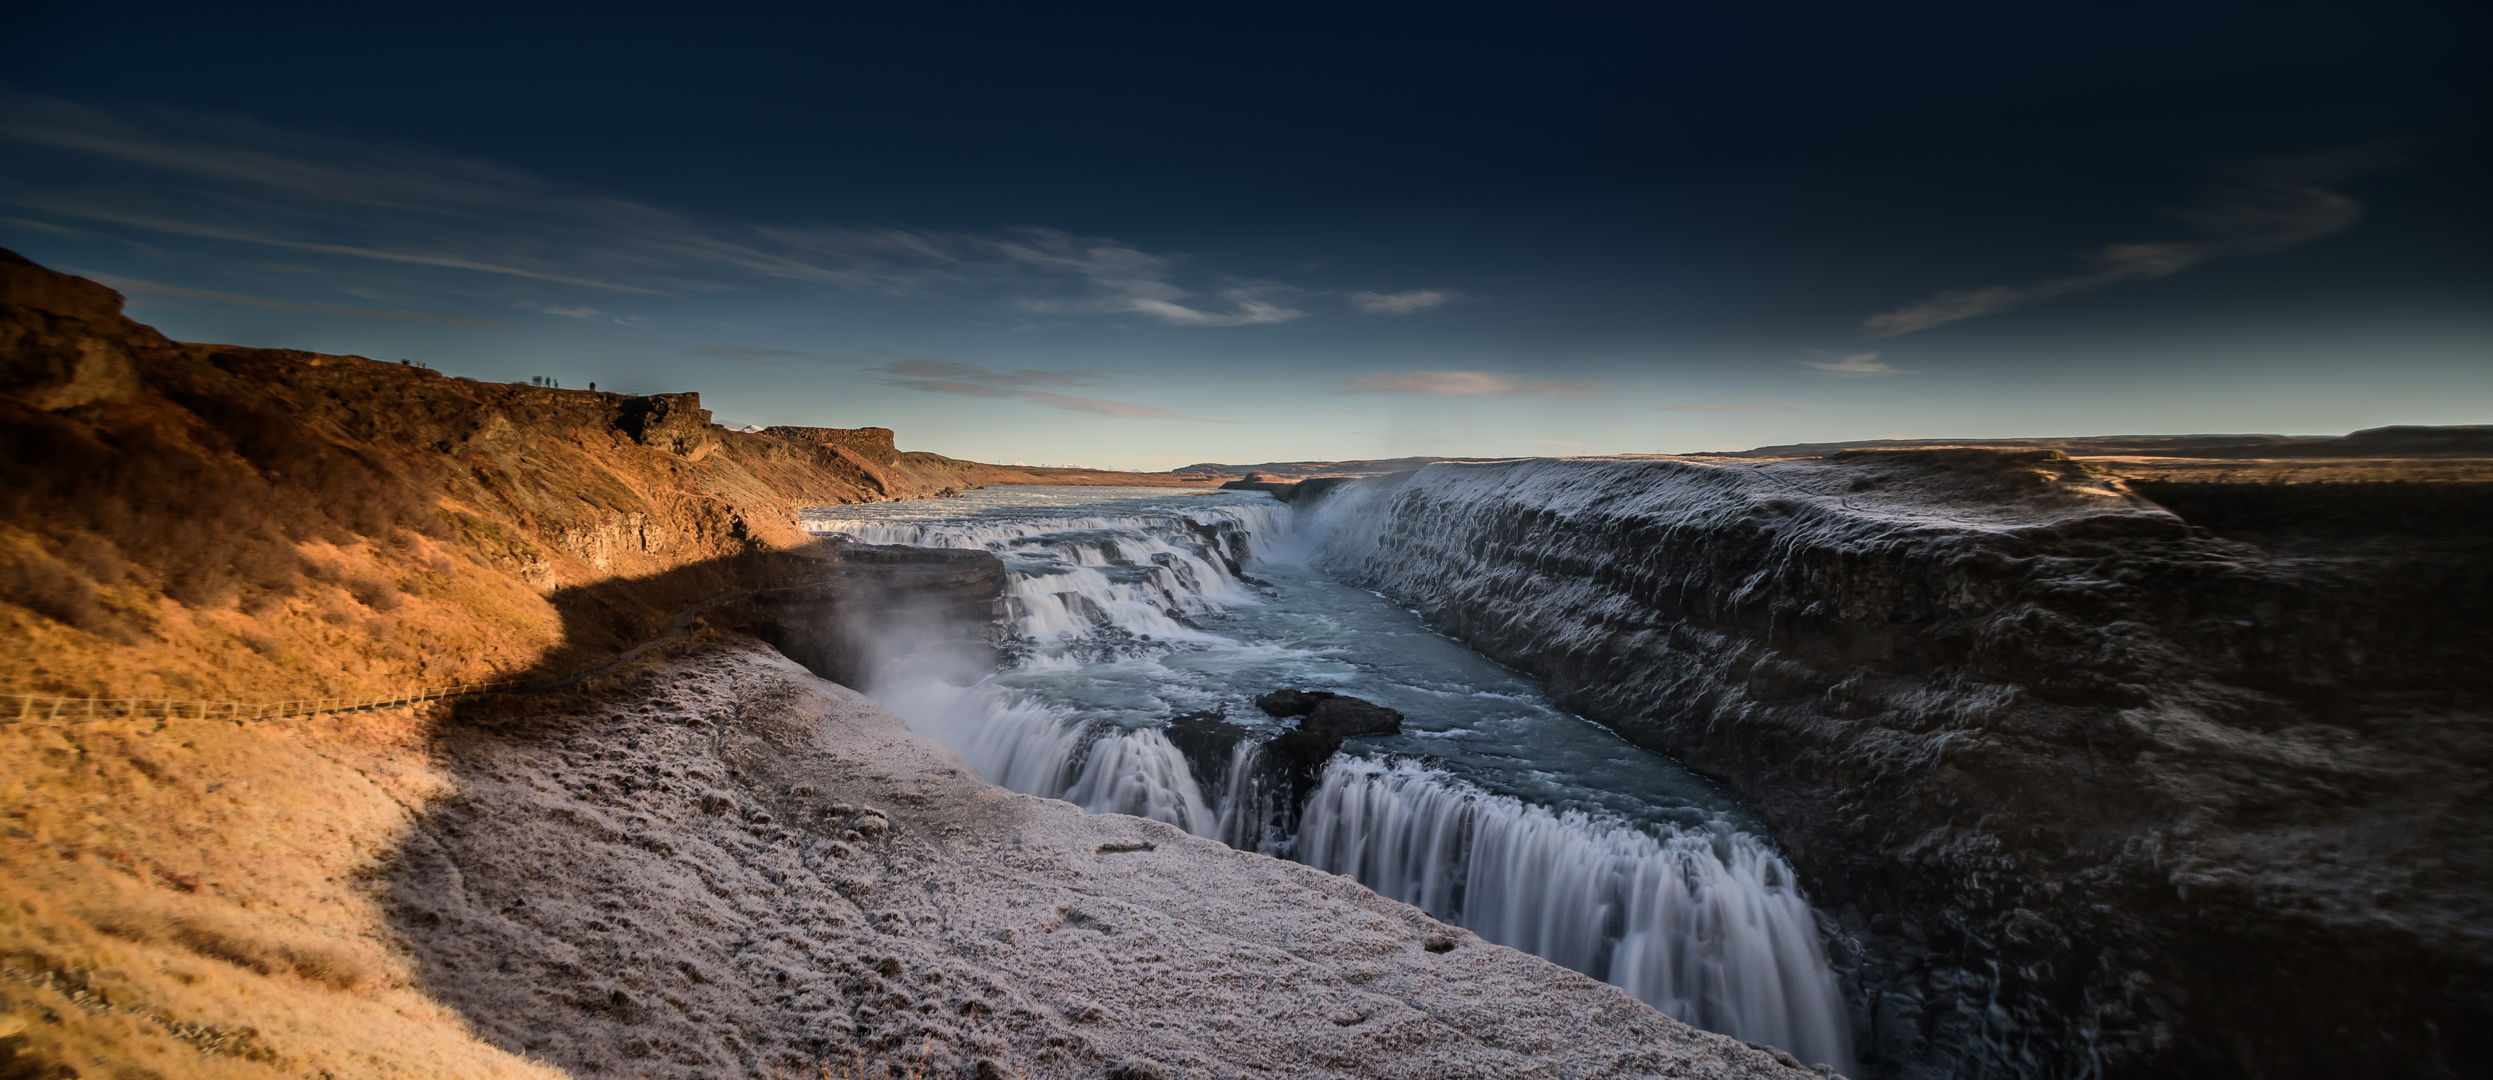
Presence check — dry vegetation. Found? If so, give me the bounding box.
[0,248,1133,1078]
[1,705,570,1079]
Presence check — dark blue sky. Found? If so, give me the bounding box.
[5,2,2487,467]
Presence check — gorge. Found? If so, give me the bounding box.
[4,248,2487,1079]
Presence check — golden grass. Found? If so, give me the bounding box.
[0,258,1020,1077]
[0,705,567,1079]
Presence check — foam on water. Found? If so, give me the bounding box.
[806,486,1856,1072]
[1300,758,1852,1068]
[874,679,1220,836]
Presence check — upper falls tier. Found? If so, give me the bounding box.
[1301,451,2493,1080]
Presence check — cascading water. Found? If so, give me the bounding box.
[1299,758,1852,1065]
[804,486,1857,1073]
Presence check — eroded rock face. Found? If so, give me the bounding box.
[0,248,145,411]
[389,643,1822,1080]
[738,540,1008,690]
[1309,453,2493,1079]
[1245,690,1407,824]
[766,426,903,467]
[618,392,718,461]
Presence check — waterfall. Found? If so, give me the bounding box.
[812,488,1856,1072]
[814,501,1275,839]
[875,680,1220,836]
[812,504,1288,649]
[1299,758,1855,1073]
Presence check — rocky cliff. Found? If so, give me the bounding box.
[1306,450,2491,1079]
[0,247,1206,704]
[0,249,1197,1080]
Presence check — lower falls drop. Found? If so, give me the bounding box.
[809,488,1859,1074]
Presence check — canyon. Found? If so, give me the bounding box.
[4,245,2487,1079]
[0,251,1812,1079]
[1296,449,2491,1078]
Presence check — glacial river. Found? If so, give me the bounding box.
[804,485,1854,1072]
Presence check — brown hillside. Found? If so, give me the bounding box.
[0,248,1186,1078]
[0,248,1208,705]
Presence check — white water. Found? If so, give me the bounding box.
[874,679,1221,835]
[804,487,1857,1073]
[1301,758,1852,1064]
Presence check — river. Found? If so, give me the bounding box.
[803,485,1855,1072]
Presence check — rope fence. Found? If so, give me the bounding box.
[4,680,520,726]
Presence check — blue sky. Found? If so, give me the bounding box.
[3,2,2487,468]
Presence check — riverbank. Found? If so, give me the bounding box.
[385,639,1828,1079]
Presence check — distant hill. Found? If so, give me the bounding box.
[1174,455,1511,481]
[1698,426,2493,460]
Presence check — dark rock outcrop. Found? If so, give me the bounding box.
[763,425,902,466]
[617,391,718,460]
[1315,452,2492,1079]
[738,541,1006,689]
[1253,690,1405,811]
[0,248,147,411]
[1256,689,1407,737]
[1162,710,1252,788]
[1218,478,1301,498]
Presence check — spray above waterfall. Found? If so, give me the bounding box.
[804,485,1858,1074]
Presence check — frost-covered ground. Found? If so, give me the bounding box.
[386,641,1829,1080]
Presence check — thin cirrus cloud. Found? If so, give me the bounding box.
[1799,351,1911,378]
[763,224,1308,326]
[1861,149,2385,338]
[0,96,1306,328]
[1660,401,1849,412]
[1348,288,1460,315]
[688,345,852,364]
[870,359,1243,423]
[1341,370,1606,396]
[83,271,502,326]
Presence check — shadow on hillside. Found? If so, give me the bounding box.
[468,539,1006,702]
[377,541,1009,1076]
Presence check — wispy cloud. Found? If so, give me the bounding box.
[1862,150,2386,338]
[1799,351,1910,378]
[1348,288,1460,315]
[869,359,1241,422]
[0,96,1307,327]
[690,345,849,364]
[1341,370,1605,396]
[531,303,600,318]
[1660,400,1851,412]
[763,224,1308,325]
[85,272,502,326]
[3,216,101,241]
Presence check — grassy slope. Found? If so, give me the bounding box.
[0,248,1093,1077]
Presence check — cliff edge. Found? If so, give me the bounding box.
[1308,451,2491,1079]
